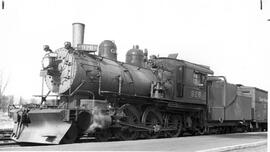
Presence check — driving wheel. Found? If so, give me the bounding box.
[116,104,140,140]
[165,115,182,138]
[141,107,163,139]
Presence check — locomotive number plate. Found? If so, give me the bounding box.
[191,90,202,98]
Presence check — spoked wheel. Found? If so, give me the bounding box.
[60,124,78,144]
[165,115,183,138]
[116,104,140,140]
[141,107,163,139]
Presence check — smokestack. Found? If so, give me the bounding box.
[72,23,85,47]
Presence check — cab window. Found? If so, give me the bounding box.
[193,72,205,86]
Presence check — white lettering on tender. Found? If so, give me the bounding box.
[258,97,267,102]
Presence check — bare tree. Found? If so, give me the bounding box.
[18,96,26,105]
[0,71,9,97]
[0,70,10,112]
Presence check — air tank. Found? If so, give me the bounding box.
[126,45,144,67]
[98,40,117,60]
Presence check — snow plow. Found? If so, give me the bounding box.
[10,108,75,144]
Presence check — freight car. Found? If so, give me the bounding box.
[237,86,267,131]
[9,23,268,144]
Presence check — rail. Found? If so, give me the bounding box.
[0,129,12,142]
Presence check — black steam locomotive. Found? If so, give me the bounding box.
[10,23,268,144]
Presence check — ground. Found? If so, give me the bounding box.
[0,111,13,130]
[0,132,267,151]
[228,144,267,152]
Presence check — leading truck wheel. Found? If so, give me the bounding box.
[60,124,78,144]
[95,129,111,141]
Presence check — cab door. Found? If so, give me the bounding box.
[176,65,184,98]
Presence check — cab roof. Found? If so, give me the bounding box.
[157,57,214,74]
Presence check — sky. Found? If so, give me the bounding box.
[0,0,269,101]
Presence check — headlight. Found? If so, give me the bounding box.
[42,57,50,68]
[42,53,58,69]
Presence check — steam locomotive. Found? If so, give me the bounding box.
[10,23,268,144]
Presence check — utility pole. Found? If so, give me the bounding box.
[2,0,4,10]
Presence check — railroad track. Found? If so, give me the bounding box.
[0,129,12,139]
[0,129,15,146]
[0,141,18,149]
[0,129,22,149]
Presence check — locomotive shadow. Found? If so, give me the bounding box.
[17,142,55,147]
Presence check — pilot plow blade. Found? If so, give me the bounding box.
[11,109,73,144]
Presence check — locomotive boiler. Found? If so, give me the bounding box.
[10,23,268,144]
